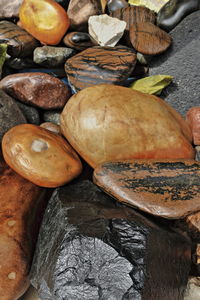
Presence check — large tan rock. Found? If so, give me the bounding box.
[60,84,195,168]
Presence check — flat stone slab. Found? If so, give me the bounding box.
[94,159,200,219]
[150,11,200,116]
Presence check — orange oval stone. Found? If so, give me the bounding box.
[2,124,82,187]
[19,0,70,45]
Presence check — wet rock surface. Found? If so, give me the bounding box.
[0,89,26,142]
[150,11,200,116]
[33,46,75,68]
[42,110,61,125]
[63,32,95,51]
[157,0,200,32]
[65,46,137,92]
[0,72,71,110]
[94,160,200,219]
[0,21,39,58]
[31,180,191,300]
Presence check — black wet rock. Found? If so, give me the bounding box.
[157,0,200,32]
[31,180,191,300]
[107,0,129,13]
[42,110,61,125]
[16,101,40,125]
[150,11,200,116]
[54,0,70,9]
[6,57,36,70]
[33,46,75,68]
[0,89,26,142]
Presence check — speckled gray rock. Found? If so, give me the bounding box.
[30,180,191,300]
[150,11,200,116]
[16,101,40,125]
[0,89,26,142]
[42,110,61,125]
[184,277,200,300]
[33,46,75,68]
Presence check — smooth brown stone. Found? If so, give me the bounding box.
[63,32,95,51]
[0,160,47,300]
[67,0,103,32]
[2,124,82,188]
[65,46,137,91]
[186,107,200,146]
[0,21,39,58]
[111,6,156,44]
[0,73,71,110]
[129,22,172,55]
[93,159,200,219]
[61,85,194,168]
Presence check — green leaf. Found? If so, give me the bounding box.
[130,75,173,95]
[0,44,7,78]
[128,0,169,13]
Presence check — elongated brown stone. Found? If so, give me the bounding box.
[129,22,172,55]
[0,21,39,58]
[0,160,47,300]
[65,46,137,91]
[93,159,200,219]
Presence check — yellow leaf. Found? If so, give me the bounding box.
[128,0,169,12]
[130,75,173,95]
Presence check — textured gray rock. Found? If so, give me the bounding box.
[42,110,61,125]
[0,89,26,142]
[31,180,191,300]
[184,277,200,300]
[16,101,40,125]
[195,146,200,161]
[150,11,200,116]
[33,46,75,68]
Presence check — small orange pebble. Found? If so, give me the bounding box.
[2,124,82,188]
[19,0,70,45]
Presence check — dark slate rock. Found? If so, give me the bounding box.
[42,110,61,125]
[31,180,191,300]
[0,89,26,142]
[16,101,40,125]
[157,0,200,32]
[150,11,200,116]
[33,46,75,68]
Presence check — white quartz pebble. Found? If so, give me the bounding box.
[88,14,126,47]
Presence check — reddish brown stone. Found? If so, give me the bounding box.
[93,159,200,219]
[186,107,200,145]
[129,22,172,55]
[67,0,103,32]
[0,160,47,300]
[0,73,71,110]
